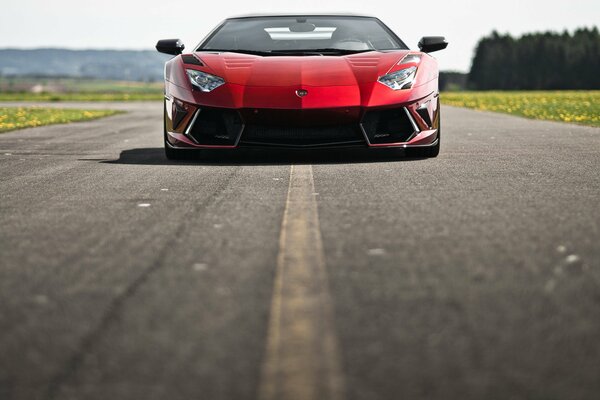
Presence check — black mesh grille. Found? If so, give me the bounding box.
[241,125,364,147]
[361,108,416,144]
[188,108,243,146]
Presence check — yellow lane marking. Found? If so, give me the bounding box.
[259,164,345,400]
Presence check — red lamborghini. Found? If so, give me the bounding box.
[156,14,447,159]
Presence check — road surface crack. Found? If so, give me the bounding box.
[43,168,239,400]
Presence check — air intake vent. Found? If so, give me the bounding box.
[186,108,243,146]
[416,107,432,128]
[224,58,256,69]
[361,107,418,144]
[182,54,203,66]
[347,57,380,67]
[172,100,188,130]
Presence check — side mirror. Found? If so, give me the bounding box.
[418,37,448,53]
[156,39,185,55]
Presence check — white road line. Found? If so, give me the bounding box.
[258,164,345,400]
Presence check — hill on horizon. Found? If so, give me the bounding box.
[0,48,171,82]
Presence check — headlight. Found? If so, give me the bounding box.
[186,69,225,92]
[378,66,417,90]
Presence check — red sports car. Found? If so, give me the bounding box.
[156,14,447,159]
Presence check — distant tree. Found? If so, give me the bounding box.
[439,71,468,91]
[468,27,600,90]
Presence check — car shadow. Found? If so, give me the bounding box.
[103,147,427,166]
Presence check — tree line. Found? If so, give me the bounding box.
[467,27,600,90]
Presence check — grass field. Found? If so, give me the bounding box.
[0,78,163,102]
[0,107,122,133]
[442,91,600,127]
[0,92,163,101]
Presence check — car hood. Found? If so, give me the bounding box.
[194,51,409,87]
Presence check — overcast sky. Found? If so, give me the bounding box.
[0,0,598,71]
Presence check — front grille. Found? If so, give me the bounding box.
[187,108,243,146]
[361,107,417,144]
[185,106,418,147]
[241,124,364,147]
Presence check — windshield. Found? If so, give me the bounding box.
[197,16,407,55]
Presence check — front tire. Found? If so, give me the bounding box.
[406,109,441,158]
[163,100,197,160]
[422,135,441,158]
[164,139,197,160]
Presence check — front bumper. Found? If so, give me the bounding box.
[165,96,440,149]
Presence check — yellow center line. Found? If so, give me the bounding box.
[258,164,345,400]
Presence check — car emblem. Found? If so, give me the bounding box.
[296,89,308,98]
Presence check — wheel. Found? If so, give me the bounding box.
[163,100,197,160]
[164,140,197,160]
[423,135,441,158]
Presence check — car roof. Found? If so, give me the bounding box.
[225,13,377,20]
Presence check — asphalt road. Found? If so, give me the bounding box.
[1,102,599,400]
